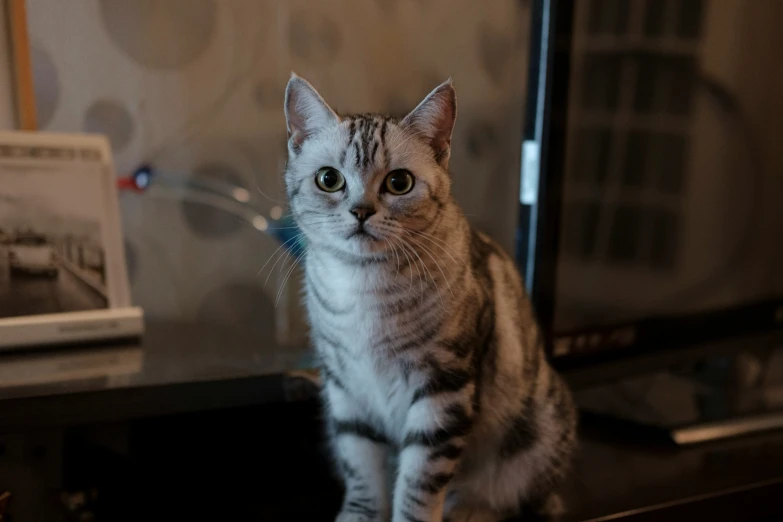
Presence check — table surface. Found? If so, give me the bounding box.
[1,322,783,521]
[0,321,313,430]
[561,425,783,521]
[0,320,310,400]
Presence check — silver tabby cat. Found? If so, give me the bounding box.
[283,74,577,522]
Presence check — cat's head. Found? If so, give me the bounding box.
[283,74,457,260]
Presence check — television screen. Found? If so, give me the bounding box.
[522,0,783,364]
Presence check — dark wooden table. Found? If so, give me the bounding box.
[0,322,782,521]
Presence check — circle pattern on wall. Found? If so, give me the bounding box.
[31,45,59,128]
[289,13,341,64]
[181,162,247,238]
[83,100,135,152]
[466,120,499,159]
[100,0,217,70]
[253,81,285,111]
[479,25,512,87]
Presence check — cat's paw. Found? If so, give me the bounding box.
[335,502,387,522]
[335,511,381,522]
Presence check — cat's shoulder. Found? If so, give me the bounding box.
[468,227,512,263]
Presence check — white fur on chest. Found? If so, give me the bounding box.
[307,257,416,440]
[306,257,395,341]
[340,350,412,440]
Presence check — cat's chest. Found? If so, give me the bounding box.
[306,261,422,437]
[311,293,413,431]
[340,350,414,438]
[305,264,392,336]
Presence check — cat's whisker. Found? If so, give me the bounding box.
[389,236,415,292]
[404,234,455,302]
[405,239,426,299]
[275,251,306,307]
[266,249,293,285]
[274,225,322,273]
[405,229,470,292]
[268,223,324,230]
[401,235,436,307]
[287,218,334,227]
[256,232,305,279]
[264,233,307,287]
[377,225,426,296]
[268,217,331,233]
[407,228,462,264]
[260,221,324,279]
[275,247,308,308]
[386,238,401,275]
[254,184,286,205]
[283,213,331,221]
[402,231,457,279]
[279,245,299,273]
[394,236,417,291]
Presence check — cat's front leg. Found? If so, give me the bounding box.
[326,381,391,522]
[392,392,474,522]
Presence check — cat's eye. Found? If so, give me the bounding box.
[384,170,415,195]
[315,167,345,192]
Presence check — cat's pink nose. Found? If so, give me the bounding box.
[350,206,376,222]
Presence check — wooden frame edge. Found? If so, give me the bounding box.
[6,0,36,130]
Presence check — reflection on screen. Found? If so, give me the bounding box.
[554,0,783,333]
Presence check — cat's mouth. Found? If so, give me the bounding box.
[346,227,378,241]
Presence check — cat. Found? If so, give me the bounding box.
[283,73,577,522]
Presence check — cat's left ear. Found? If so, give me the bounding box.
[285,73,339,154]
[402,79,457,167]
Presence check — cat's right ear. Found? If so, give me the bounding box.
[401,79,457,168]
[285,74,338,154]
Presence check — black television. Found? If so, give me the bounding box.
[518,0,783,379]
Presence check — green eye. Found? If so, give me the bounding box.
[315,167,345,192]
[384,169,415,195]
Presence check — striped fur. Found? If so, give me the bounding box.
[284,74,577,522]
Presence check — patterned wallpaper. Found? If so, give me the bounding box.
[26,0,532,347]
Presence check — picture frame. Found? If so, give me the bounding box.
[0,131,143,350]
